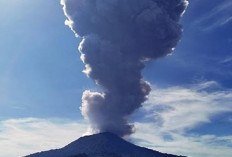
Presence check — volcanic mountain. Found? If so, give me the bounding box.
[25,132,186,157]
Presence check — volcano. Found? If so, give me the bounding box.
[25,132,186,157]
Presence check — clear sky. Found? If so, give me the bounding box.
[0,0,232,157]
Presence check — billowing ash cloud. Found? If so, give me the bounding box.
[61,0,188,137]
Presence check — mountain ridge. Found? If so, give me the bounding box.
[25,132,187,157]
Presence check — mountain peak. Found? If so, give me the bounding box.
[25,132,186,157]
[75,132,121,143]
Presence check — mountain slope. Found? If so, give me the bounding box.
[25,132,186,157]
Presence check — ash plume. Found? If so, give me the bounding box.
[61,0,188,137]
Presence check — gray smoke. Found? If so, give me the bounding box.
[61,0,188,137]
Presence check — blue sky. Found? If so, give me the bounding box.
[0,0,232,157]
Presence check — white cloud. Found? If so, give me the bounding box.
[132,81,232,157]
[133,123,232,157]
[220,56,232,64]
[193,0,232,31]
[0,118,88,157]
[145,82,232,132]
[221,16,232,25]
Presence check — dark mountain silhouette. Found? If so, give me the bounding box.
[25,132,186,157]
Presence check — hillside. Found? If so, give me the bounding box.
[25,132,186,157]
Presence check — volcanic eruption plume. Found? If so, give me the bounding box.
[61,0,188,137]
